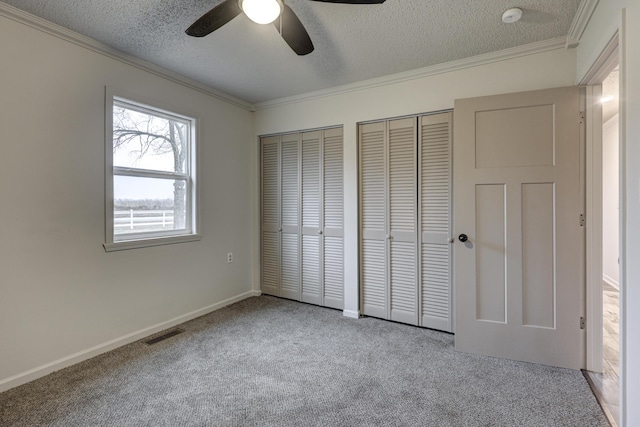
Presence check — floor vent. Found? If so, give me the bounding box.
[144,328,185,345]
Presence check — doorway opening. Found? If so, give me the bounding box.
[581,32,621,427]
[589,64,621,426]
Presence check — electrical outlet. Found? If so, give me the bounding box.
[227,252,233,264]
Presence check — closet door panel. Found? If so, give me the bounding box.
[281,234,300,299]
[301,235,321,303]
[301,131,321,305]
[280,134,300,300]
[261,232,280,296]
[323,236,344,309]
[419,113,453,332]
[302,131,321,231]
[323,128,344,236]
[261,137,280,296]
[390,241,417,324]
[360,122,387,317]
[362,240,386,318]
[388,118,418,324]
[323,128,344,309]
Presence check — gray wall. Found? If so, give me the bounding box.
[0,13,255,388]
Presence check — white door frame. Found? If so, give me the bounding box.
[580,33,619,374]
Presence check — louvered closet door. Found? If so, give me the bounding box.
[301,130,322,305]
[388,118,418,324]
[261,136,280,296]
[360,122,387,319]
[419,113,453,332]
[280,134,300,300]
[322,128,344,309]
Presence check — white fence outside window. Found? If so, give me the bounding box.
[114,209,175,234]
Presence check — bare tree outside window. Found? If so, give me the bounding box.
[112,102,192,236]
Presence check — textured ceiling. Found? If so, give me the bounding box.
[2,0,581,103]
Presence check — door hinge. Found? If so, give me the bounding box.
[580,317,586,330]
[579,111,585,124]
[580,214,585,227]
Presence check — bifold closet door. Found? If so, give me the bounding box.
[301,128,344,308]
[419,113,453,332]
[388,118,418,324]
[279,134,301,300]
[261,136,281,296]
[261,128,342,308]
[360,121,387,318]
[360,118,418,323]
[322,128,344,309]
[301,131,322,305]
[260,134,300,299]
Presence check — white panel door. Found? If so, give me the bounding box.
[419,113,453,332]
[322,127,344,309]
[454,86,584,369]
[388,118,418,324]
[261,136,280,296]
[279,133,300,301]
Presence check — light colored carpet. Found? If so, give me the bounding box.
[0,296,607,426]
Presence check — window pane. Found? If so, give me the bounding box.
[114,176,187,235]
[113,103,188,173]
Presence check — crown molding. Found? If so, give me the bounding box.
[578,31,618,85]
[566,0,600,48]
[0,2,253,111]
[254,37,568,110]
[1,1,582,113]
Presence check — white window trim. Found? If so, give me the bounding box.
[103,87,201,252]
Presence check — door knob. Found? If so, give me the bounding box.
[458,234,468,243]
[318,230,323,235]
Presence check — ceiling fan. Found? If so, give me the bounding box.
[185,0,386,56]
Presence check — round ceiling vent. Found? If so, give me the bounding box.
[502,8,523,24]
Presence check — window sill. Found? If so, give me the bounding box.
[103,234,202,252]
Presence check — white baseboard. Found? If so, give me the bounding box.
[343,309,360,319]
[0,290,261,393]
[603,275,620,290]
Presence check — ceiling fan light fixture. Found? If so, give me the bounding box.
[240,0,283,25]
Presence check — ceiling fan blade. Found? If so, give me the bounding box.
[309,0,386,4]
[275,4,314,56]
[185,0,242,37]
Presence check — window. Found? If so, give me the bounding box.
[104,92,199,251]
